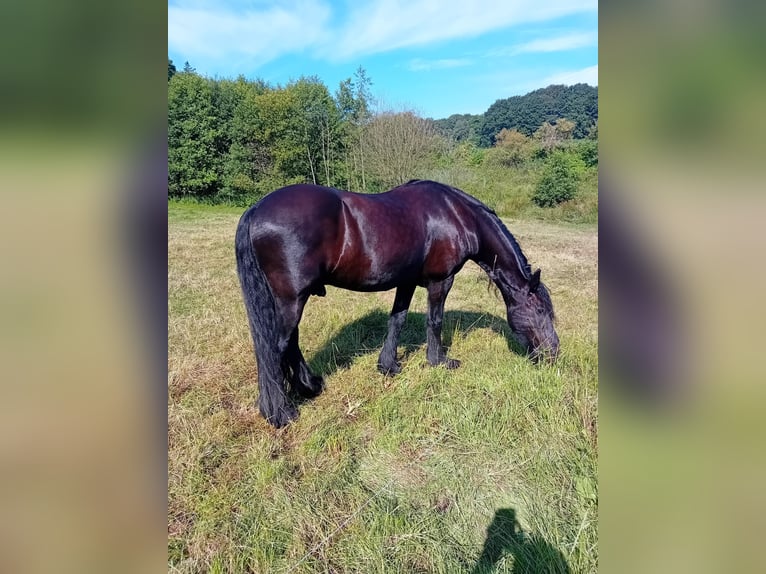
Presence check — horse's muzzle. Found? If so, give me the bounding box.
[532,334,560,364]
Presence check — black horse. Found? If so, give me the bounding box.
[235,180,558,428]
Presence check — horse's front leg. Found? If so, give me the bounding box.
[426,276,461,369]
[377,284,416,376]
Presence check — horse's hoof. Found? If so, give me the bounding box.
[262,404,299,429]
[445,358,461,369]
[377,361,402,376]
[295,375,324,398]
[428,356,461,369]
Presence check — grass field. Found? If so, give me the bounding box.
[168,201,598,573]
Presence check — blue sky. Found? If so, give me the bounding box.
[168,0,597,119]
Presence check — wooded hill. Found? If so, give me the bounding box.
[431,84,598,146]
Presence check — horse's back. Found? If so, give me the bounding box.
[251,180,453,225]
[250,184,342,228]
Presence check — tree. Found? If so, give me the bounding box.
[587,119,598,140]
[168,59,176,81]
[335,78,357,190]
[352,66,373,120]
[556,118,576,140]
[363,109,443,188]
[335,67,374,191]
[488,128,531,167]
[533,118,576,154]
[534,122,559,153]
[221,77,272,201]
[252,88,304,181]
[168,71,222,196]
[432,113,483,144]
[287,77,341,187]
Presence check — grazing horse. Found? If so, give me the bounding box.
[235,180,559,428]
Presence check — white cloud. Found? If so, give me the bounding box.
[407,58,472,71]
[168,0,331,70]
[168,0,597,71]
[329,0,598,59]
[512,31,597,54]
[542,65,598,86]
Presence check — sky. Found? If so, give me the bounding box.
[168,0,598,119]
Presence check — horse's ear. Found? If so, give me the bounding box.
[529,269,541,293]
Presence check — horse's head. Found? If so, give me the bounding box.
[506,269,559,363]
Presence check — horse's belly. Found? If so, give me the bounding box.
[326,259,421,292]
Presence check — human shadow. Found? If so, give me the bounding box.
[306,309,526,379]
[471,508,571,574]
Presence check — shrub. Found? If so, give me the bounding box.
[578,139,599,167]
[533,152,582,207]
[484,146,523,168]
[450,141,485,167]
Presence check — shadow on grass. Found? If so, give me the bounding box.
[471,508,571,574]
[307,309,526,379]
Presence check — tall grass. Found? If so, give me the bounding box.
[168,202,598,573]
[423,157,597,224]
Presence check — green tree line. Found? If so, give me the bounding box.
[168,59,598,219]
[169,62,378,201]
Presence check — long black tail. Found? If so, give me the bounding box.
[235,205,279,358]
[235,206,294,427]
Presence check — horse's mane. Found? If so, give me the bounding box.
[404,179,532,280]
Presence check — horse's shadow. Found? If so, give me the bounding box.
[306,309,526,379]
[471,508,571,573]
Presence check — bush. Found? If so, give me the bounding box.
[533,152,582,207]
[450,142,485,167]
[578,139,598,167]
[484,146,525,168]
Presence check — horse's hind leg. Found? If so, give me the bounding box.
[378,283,416,376]
[426,276,460,369]
[257,296,311,428]
[285,327,324,398]
[255,342,298,429]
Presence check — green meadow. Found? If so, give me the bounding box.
[168,201,597,573]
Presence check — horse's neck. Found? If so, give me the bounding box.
[475,213,528,293]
